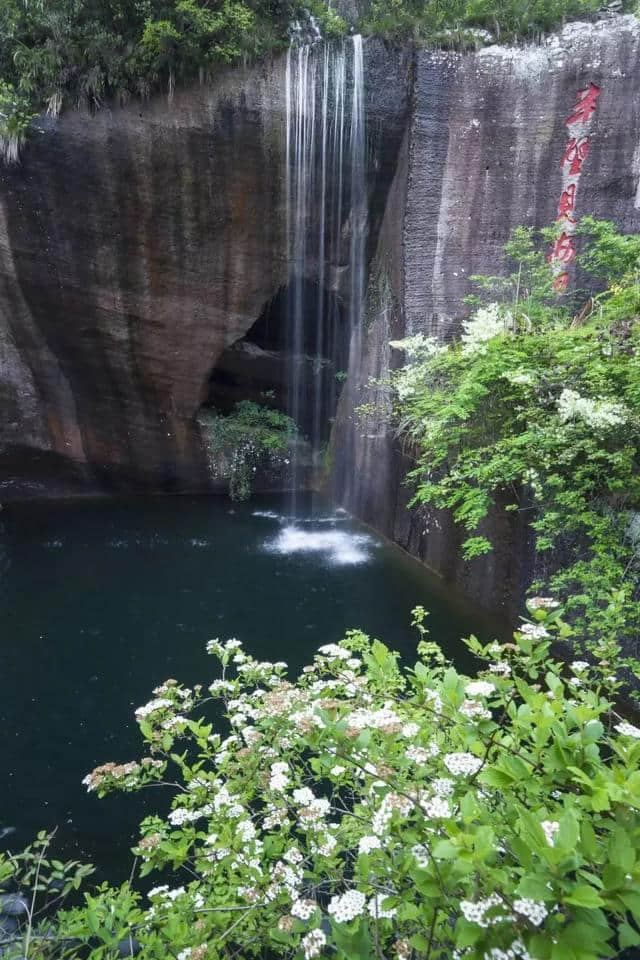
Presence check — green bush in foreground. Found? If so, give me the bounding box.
[7,605,640,958]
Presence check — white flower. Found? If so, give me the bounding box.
[460,699,491,721]
[489,661,511,677]
[421,795,451,819]
[208,679,235,695]
[615,721,640,739]
[401,722,420,737]
[327,890,366,922]
[406,745,431,764]
[541,820,559,846]
[527,596,559,610]
[358,835,381,855]
[283,847,303,864]
[461,303,510,356]
[135,698,173,719]
[269,761,290,792]
[460,893,511,928]
[465,680,495,697]
[558,388,627,430]
[443,752,483,777]
[317,644,351,660]
[301,928,326,960]
[367,894,396,919]
[570,661,589,673]
[293,787,316,806]
[432,777,455,796]
[411,843,429,868]
[518,622,549,640]
[291,898,316,920]
[330,765,346,777]
[513,898,548,926]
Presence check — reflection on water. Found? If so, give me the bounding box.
[0,494,501,883]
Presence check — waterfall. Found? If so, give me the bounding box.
[284,35,366,512]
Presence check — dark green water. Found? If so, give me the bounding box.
[0,494,498,884]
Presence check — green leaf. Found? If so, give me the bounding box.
[564,885,605,909]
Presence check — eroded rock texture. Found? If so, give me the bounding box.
[0,41,409,497]
[332,16,640,616]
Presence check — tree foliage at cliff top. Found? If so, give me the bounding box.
[361,0,635,46]
[390,219,640,676]
[0,0,345,157]
[1,0,636,161]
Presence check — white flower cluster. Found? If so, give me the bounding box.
[527,596,559,611]
[206,637,242,656]
[347,704,402,732]
[208,679,235,695]
[489,661,511,677]
[513,898,548,926]
[291,898,316,920]
[269,761,290,791]
[327,889,366,922]
[460,893,510,927]
[372,793,413,835]
[317,643,351,660]
[420,794,452,819]
[460,699,491,721]
[570,661,589,673]
[135,698,173,719]
[401,722,420,737]
[368,893,396,919]
[390,334,442,360]
[461,303,511,356]
[502,369,535,386]
[358,835,381,855]
[301,928,326,960]
[406,745,434,764]
[541,820,559,846]
[484,940,534,960]
[518,622,549,640]
[465,680,495,697]
[443,752,483,777]
[557,388,627,431]
[615,720,640,739]
[411,843,430,868]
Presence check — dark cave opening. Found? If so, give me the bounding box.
[204,280,350,444]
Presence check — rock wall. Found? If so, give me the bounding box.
[332,15,640,617]
[0,41,409,498]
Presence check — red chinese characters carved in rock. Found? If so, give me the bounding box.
[561,137,590,176]
[549,82,602,291]
[552,272,570,292]
[557,183,577,221]
[565,83,601,127]
[549,232,577,265]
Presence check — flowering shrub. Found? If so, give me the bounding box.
[45,606,640,960]
[388,222,640,668]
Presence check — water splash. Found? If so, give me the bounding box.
[264,525,372,565]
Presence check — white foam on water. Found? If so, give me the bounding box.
[189,538,210,548]
[264,525,372,565]
[252,510,281,519]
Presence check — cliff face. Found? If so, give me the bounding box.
[331,15,640,616]
[0,42,409,497]
[2,17,640,614]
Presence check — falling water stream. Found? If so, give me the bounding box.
[284,36,366,512]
